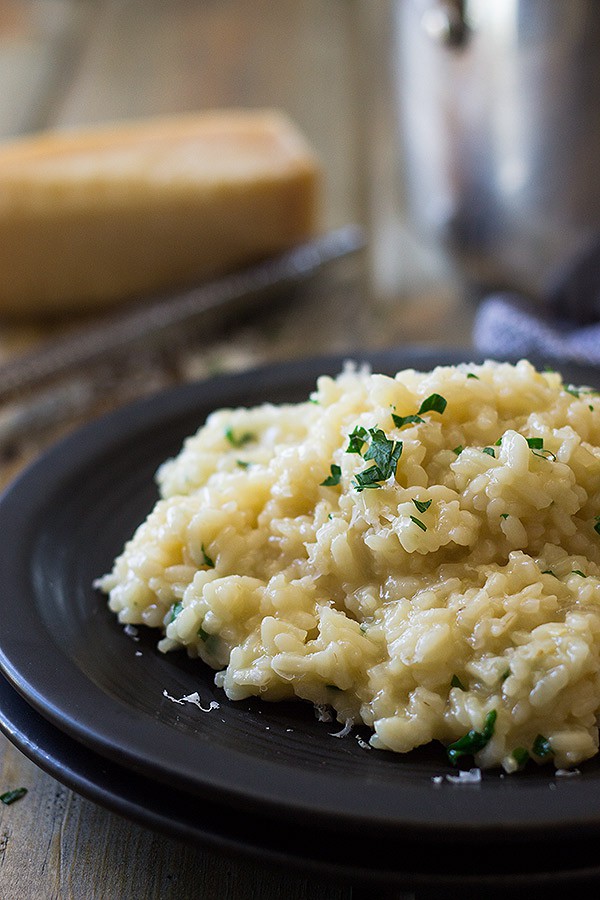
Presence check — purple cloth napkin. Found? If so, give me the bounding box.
[473,293,600,366]
[473,239,600,365]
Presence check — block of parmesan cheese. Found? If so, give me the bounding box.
[0,110,320,315]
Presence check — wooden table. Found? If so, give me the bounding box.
[0,2,472,897]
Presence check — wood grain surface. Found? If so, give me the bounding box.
[0,1,466,897]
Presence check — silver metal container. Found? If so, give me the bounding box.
[395,0,600,301]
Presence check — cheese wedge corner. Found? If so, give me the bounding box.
[0,110,321,315]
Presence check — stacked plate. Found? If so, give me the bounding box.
[2,348,600,896]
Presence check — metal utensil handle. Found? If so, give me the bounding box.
[0,225,364,402]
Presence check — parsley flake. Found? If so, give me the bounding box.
[526,437,556,460]
[418,393,447,415]
[364,428,402,472]
[409,515,427,531]
[564,383,599,399]
[169,601,183,623]
[452,445,463,456]
[321,464,342,486]
[412,498,432,513]
[594,516,600,536]
[564,384,583,398]
[512,747,529,768]
[0,788,27,805]
[526,437,544,450]
[352,428,403,492]
[482,447,495,457]
[201,544,215,568]
[450,674,465,690]
[392,392,447,430]
[225,427,255,447]
[346,425,369,454]
[392,412,424,429]
[447,710,497,765]
[572,569,587,577]
[532,734,553,759]
[197,626,219,653]
[354,466,384,492]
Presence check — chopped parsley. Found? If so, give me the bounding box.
[354,467,387,492]
[482,447,495,457]
[391,393,447,431]
[321,464,342,486]
[495,435,555,461]
[512,747,529,768]
[446,709,497,765]
[533,450,556,461]
[532,734,553,759]
[452,445,463,456]
[236,460,251,469]
[418,393,447,415]
[594,516,600,536]
[351,427,403,492]
[564,384,586,398]
[392,412,424,429]
[364,428,402,472]
[541,569,556,576]
[412,498,432,513]
[466,373,479,379]
[201,544,215,568]
[0,788,27,805]
[564,383,600,400]
[347,398,446,493]
[225,427,255,447]
[409,515,427,531]
[197,625,220,653]
[346,425,369,454]
[572,569,587,577]
[450,674,465,690]
[169,601,183,623]
[500,513,509,519]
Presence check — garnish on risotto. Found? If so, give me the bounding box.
[96,360,600,773]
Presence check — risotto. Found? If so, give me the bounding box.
[96,359,600,773]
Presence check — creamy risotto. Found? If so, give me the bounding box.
[97,360,600,772]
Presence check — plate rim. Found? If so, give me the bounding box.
[3,670,600,888]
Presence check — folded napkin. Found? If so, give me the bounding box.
[473,240,600,366]
[473,294,600,366]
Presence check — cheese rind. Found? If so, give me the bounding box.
[0,111,320,314]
